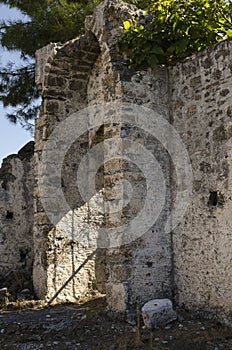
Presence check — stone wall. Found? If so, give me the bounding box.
[170,40,232,324]
[0,142,34,296]
[104,68,174,313]
[34,0,174,308]
[34,2,172,311]
[33,0,130,301]
[33,0,232,325]
[34,34,101,301]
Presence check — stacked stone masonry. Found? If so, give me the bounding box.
[0,0,232,325]
[0,142,34,295]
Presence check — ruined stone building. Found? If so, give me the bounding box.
[0,0,232,325]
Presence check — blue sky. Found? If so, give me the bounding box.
[0,5,33,166]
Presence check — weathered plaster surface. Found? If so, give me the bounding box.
[170,41,232,323]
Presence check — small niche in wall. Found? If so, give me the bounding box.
[20,249,28,262]
[208,191,224,207]
[19,248,29,267]
[6,211,13,219]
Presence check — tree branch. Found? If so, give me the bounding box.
[0,69,35,77]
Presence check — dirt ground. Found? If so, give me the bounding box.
[0,297,231,350]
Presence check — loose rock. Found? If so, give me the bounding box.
[142,299,177,329]
[0,288,8,303]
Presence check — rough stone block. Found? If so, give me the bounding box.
[17,289,31,301]
[142,299,177,329]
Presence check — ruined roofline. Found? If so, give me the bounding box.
[35,0,146,93]
[0,141,34,168]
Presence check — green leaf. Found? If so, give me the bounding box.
[226,29,232,36]
[147,54,158,68]
[123,21,131,30]
[167,45,176,54]
[150,46,164,55]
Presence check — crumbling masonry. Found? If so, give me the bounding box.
[0,0,232,325]
[0,142,34,295]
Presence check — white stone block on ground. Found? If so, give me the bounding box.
[142,299,177,329]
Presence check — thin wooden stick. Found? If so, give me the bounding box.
[47,250,96,305]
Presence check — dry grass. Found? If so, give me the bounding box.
[0,299,46,312]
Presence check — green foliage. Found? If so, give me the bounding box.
[0,62,40,128]
[0,0,101,127]
[120,0,232,68]
[126,0,152,8]
[0,0,101,56]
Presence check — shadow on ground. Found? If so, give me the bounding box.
[0,297,231,350]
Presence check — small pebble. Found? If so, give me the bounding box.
[53,341,59,345]
[200,326,206,331]
[109,345,117,350]
[154,338,159,342]
[165,325,171,330]
[162,340,168,344]
[46,314,51,318]
[178,324,183,328]
[177,315,185,322]
[0,329,5,334]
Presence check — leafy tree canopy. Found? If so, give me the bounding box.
[120,0,232,68]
